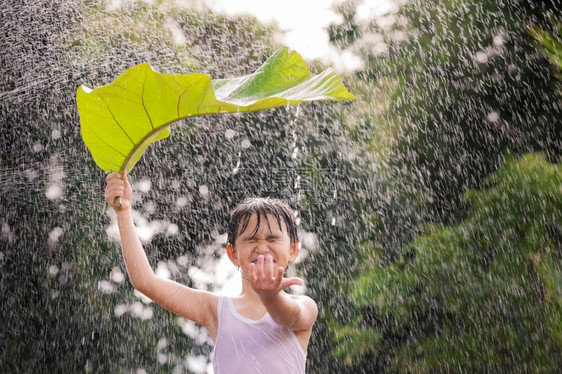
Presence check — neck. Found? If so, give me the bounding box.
[239,274,262,302]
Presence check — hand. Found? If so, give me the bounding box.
[105,171,132,212]
[248,255,303,298]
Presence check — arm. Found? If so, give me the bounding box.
[249,255,318,331]
[105,173,218,336]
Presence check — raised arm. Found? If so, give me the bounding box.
[104,172,218,338]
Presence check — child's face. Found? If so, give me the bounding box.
[227,212,299,273]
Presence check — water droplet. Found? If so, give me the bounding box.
[486,111,500,123]
[474,51,488,64]
[199,184,209,198]
[225,129,237,139]
[136,179,152,193]
[48,264,59,276]
[51,129,61,139]
[166,223,179,235]
[110,267,125,283]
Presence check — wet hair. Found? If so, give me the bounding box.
[227,197,298,247]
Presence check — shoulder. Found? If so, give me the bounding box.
[288,294,318,352]
[290,294,318,323]
[290,294,317,307]
[149,280,220,329]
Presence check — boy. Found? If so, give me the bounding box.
[104,172,318,373]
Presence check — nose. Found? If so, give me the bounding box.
[255,240,269,254]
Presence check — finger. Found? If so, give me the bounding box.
[276,266,284,281]
[105,184,122,199]
[107,178,124,188]
[271,266,284,288]
[108,176,124,187]
[248,263,257,283]
[264,255,274,281]
[106,184,124,196]
[280,277,304,289]
[256,255,265,281]
[106,172,118,182]
[106,178,123,191]
[106,185,124,202]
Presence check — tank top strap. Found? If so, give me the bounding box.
[216,295,226,319]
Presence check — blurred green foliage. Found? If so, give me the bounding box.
[327,0,562,371]
[333,153,562,371]
[530,18,562,70]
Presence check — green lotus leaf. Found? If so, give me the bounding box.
[77,47,355,174]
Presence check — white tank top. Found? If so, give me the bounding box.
[212,296,307,374]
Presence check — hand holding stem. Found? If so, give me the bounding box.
[105,171,132,212]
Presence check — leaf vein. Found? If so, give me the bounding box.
[97,93,136,145]
[141,68,155,130]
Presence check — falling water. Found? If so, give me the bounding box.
[2,0,561,373]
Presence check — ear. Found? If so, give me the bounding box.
[288,240,300,263]
[226,243,239,267]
